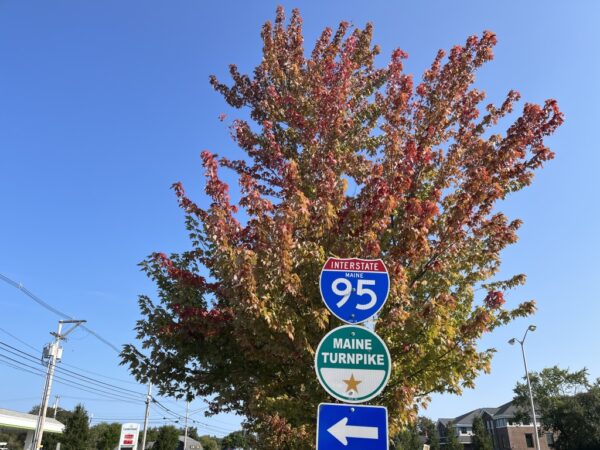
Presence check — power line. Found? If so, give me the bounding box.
[0,327,40,353]
[0,358,121,404]
[0,353,144,404]
[0,272,121,353]
[0,325,140,385]
[150,401,237,434]
[0,358,143,406]
[0,339,191,420]
[0,341,145,399]
[0,355,236,436]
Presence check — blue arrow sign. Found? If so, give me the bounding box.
[320,258,390,324]
[317,403,388,450]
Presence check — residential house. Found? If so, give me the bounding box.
[145,435,204,450]
[438,401,555,450]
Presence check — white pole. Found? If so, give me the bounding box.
[31,322,62,450]
[31,320,85,450]
[52,395,60,419]
[140,383,152,450]
[521,340,541,450]
[184,401,189,449]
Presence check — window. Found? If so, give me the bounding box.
[546,433,555,445]
[525,433,534,448]
[494,418,507,428]
[460,427,468,434]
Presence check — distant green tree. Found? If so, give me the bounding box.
[144,426,160,444]
[91,422,121,450]
[61,404,90,450]
[199,435,220,450]
[393,423,421,450]
[472,416,492,450]
[513,366,600,450]
[221,431,251,449]
[391,416,440,450]
[444,422,463,450]
[154,425,180,450]
[29,404,73,449]
[186,427,199,441]
[545,385,600,450]
[419,417,440,450]
[0,431,25,449]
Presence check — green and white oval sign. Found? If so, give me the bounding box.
[314,325,391,403]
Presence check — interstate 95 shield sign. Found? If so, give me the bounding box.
[319,258,390,324]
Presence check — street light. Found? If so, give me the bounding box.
[509,325,540,450]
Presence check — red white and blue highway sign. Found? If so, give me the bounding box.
[319,258,390,324]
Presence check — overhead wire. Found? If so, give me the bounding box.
[0,327,40,353]
[0,341,146,399]
[0,353,144,404]
[0,344,145,404]
[0,340,194,424]
[0,351,236,435]
[0,358,139,405]
[0,286,221,428]
[0,272,121,353]
[0,325,141,385]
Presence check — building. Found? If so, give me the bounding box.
[0,407,64,449]
[438,407,499,449]
[145,435,204,450]
[438,401,555,450]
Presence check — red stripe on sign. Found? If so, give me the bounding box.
[323,258,386,272]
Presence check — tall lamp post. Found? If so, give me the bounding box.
[509,325,541,450]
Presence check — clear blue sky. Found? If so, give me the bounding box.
[1,0,599,434]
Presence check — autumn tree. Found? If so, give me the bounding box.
[122,7,563,448]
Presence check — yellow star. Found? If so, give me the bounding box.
[343,373,362,393]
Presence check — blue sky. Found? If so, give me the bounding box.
[0,0,599,434]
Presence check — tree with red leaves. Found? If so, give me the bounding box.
[122,8,563,449]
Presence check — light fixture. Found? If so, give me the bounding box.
[508,325,540,449]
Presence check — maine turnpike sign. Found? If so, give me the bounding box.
[314,325,391,403]
[315,257,392,449]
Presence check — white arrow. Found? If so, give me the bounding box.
[327,417,379,446]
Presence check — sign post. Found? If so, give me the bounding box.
[315,257,392,450]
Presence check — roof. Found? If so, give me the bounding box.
[178,436,204,450]
[451,407,498,426]
[494,400,519,417]
[0,408,64,434]
[145,435,204,450]
[437,400,542,426]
